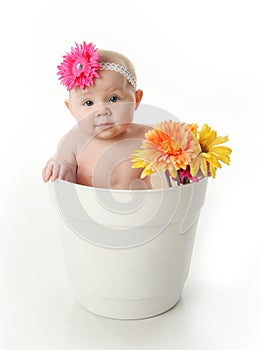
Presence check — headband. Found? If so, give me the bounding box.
[57,42,137,91]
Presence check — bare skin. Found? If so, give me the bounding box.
[42,70,152,190]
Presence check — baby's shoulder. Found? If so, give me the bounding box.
[130,123,152,137]
[69,125,92,143]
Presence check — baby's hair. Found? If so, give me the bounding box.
[98,50,137,81]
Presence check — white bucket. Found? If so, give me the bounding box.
[49,177,208,319]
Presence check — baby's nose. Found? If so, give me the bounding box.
[96,105,111,117]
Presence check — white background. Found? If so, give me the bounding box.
[1,0,261,349]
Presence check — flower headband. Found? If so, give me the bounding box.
[57,42,137,91]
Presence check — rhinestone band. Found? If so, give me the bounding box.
[100,62,137,88]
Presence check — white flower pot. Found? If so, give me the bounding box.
[49,177,208,319]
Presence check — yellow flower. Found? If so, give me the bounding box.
[190,124,232,178]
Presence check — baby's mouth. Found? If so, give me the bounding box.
[95,122,114,129]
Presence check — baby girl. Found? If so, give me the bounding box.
[42,42,152,190]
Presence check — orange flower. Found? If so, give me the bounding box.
[131,120,201,178]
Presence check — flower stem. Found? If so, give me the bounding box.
[165,171,172,187]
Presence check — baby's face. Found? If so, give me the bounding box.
[68,70,138,140]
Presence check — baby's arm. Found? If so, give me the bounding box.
[42,130,77,183]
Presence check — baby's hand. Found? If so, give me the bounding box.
[42,159,76,183]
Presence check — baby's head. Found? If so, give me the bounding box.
[98,49,137,88]
[57,42,143,139]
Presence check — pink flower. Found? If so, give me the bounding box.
[57,42,100,90]
[178,166,199,184]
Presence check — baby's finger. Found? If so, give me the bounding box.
[42,161,54,182]
[58,164,69,180]
[42,167,47,182]
[51,162,60,181]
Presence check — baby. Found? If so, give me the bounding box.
[42,42,152,190]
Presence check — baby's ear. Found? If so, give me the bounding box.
[64,99,72,114]
[135,89,143,110]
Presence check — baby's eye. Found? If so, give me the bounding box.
[109,96,119,103]
[84,100,94,107]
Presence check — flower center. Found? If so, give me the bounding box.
[201,144,209,153]
[162,139,181,155]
